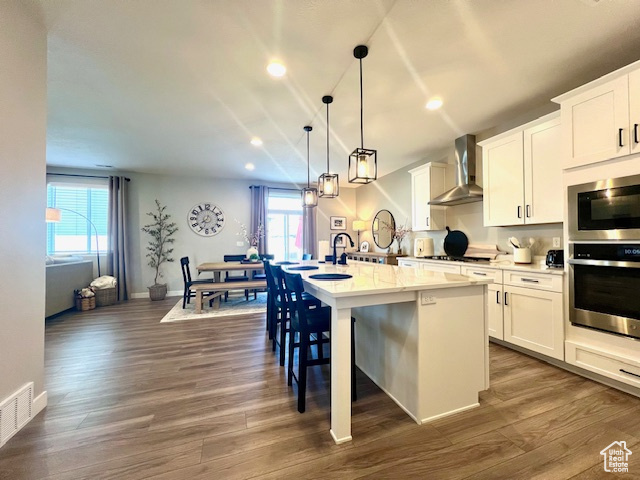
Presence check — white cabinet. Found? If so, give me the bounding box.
[480,112,562,227]
[566,341,640,389]
[486,284,504,340]
[420,261,461,274]
[552,61,640,168]
[397,259,420,268]
[409,163,447,231]
[503,285,564,361]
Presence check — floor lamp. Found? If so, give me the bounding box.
[352,220,366,252]
[46,207,102,277]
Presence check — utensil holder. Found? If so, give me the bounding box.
[514,247,532,264]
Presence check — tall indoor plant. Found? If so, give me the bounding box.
[142,199,178,300]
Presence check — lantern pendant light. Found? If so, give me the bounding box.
[301,126,318,208]
[318,95,339,198]
[348,45,377,184]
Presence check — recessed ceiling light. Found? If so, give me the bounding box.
[426,97,443,110]
[250,137,263,146]
[245,163,255,171]
[267,61,286,77]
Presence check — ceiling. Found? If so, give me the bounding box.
[37,0,640,187]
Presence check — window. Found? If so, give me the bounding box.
[267,189,303,261]
[47,182,109,255]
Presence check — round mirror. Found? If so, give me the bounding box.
[372,209,395,249]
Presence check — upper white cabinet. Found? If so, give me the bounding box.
[479,112,562,227]
[552,61,640,168]
[408,162,448,231]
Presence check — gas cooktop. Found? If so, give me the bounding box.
[423,255,491,263]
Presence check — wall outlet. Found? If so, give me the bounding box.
[236,241,244,247]
[552,237,561,248]
[421,293,436,305]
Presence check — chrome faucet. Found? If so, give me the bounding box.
[332,233,355,265]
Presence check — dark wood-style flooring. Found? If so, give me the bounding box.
[1,297,639,479]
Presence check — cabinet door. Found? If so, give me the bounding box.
[487,284,504,340]
[411,166,430,231]
[420,262,461,274]
[523,116,562,224]
[482,131,525,226]
[630,69,640,155]
[560,75,629,169]
[503,285,564,360]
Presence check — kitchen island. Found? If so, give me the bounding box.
[283,261,491,444]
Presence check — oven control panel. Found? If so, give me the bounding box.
[574,243,640,262]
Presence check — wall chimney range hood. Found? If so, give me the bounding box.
[429,135,483,206]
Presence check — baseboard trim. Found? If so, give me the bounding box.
[420,402,480,424]
[33,390,47,417]
[131,290,182,299]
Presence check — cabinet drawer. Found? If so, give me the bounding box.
[461,266,502,283]
[566,341,640,388]
[398,260,419,268]
[503,270,562,292]
[420,262,461,274]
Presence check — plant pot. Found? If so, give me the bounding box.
[148,283,167,301]
[246,246,259,259]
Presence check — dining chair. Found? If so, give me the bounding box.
[223,254,249,301]
[281,270,356,412]
[180,257,216,308]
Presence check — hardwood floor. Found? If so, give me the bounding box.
[1,297,639,479]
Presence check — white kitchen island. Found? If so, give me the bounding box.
[284,261,491,444]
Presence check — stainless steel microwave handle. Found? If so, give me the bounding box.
[568,258,640,269]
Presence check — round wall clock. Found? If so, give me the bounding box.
[187,203,225,236]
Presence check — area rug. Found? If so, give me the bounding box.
[160,292,268,323]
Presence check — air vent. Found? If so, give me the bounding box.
[0,382,33,447]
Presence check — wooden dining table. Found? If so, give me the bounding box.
[196,261,265,282]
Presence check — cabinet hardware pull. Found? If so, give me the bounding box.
[619,128,624,147]
[517,206,522,218]
[504,292,508,306]
[496,290,500,304]
[521,278,539,283]
[426,216,429,227]
[474,272,487,276]
[620,369,640,379]
[526,205,531,218]
[634,124,639,144]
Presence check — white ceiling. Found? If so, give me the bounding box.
[37,0,640,187]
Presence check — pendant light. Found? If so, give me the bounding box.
[348,45,377,184]
[318,95,339,198]
[302,126,318,208]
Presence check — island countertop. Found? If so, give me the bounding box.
[282,261,492,298]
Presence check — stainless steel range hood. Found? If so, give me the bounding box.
[429,134,483,206]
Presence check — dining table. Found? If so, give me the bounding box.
[281,260,491,445]
[196,261,265,282]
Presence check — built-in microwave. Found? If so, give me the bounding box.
[568,173,640,241]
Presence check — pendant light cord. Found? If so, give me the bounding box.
[306,129,310,187]
[326,102,330,172]
[359,57,364,149]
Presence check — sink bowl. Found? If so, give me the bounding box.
[309,273,352,280]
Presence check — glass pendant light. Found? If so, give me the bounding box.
[318,95,339,198]
[348,45,377,184]
[301,126,318,208]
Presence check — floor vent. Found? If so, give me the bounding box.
[0,382,33,447]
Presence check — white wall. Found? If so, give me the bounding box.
[0,2,46,403]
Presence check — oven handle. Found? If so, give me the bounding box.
[568,258,640,269]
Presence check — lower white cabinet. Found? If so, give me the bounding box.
[503,285,564,360]
[565,341,640,388]
[487,284,504,340]
[420,261,461,274]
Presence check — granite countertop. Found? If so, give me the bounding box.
[401,256,565,276]
[282,261,492,298]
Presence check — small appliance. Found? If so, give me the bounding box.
[545,249,564,268]
[414,238,434,258]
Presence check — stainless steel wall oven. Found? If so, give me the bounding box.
[568,173,640,339]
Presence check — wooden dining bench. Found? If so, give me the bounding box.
[192,280,267,313]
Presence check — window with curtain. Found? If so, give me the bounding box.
[267,189,303,261]
[47,182,109,254]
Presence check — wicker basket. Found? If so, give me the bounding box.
[75,296,96,311]
[95,287,117,307]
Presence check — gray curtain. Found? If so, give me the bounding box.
[249,185,269,253]
[303,206,317,259]
[108,176,130,301]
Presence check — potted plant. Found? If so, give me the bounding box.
[236,221,264,261]
[141,200,178,300]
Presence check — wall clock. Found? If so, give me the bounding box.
[187,203,225,236]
